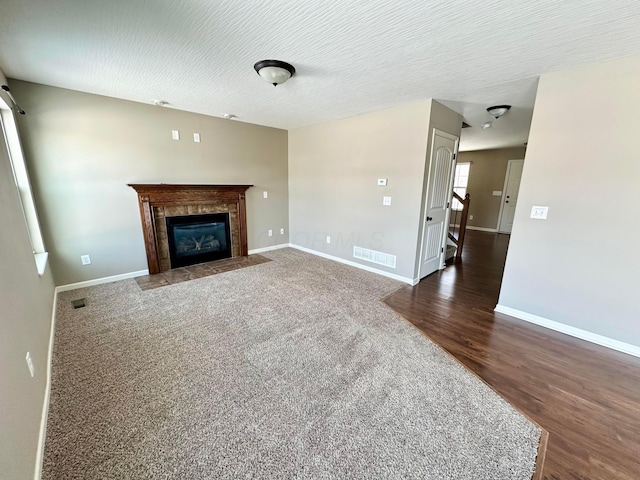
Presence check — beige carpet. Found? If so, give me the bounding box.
[45,248,541,479]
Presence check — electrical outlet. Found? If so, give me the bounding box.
[268,229,273,237]
[326,236,331,244]
[383,196,392,206]
[469,214,474,220]
[26,352,34,378]
[171,130,180,140]
[81,254,91,265]
[263,191,268,199]
[280,228,285,235]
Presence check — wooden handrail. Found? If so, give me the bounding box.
[449,192,471,259]
[452,191,466,204]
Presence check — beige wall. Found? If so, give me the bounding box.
[457,147,526,230]
[0,69,56,480]
[12,81,289,286]
[289,100,461,281]
[499,55,640,348]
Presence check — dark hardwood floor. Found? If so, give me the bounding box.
[384,230,640,480]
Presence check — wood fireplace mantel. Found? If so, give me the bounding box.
[128,184,253,274]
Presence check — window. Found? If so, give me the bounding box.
[0,96,48,275]
[451,162,470,210]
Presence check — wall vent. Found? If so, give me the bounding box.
[353,246,397,269]
[71,298,86,309]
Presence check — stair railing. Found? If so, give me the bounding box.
[447,192,471,259]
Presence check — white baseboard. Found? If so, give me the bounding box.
[495,304,640,358]
[34,288,58,480]
[248,243,289,255]
[56,269,149,293]
[466,226,498,233]
[289,244,414,285]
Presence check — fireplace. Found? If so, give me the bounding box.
[128,184,253,274]
[166,213,232,268]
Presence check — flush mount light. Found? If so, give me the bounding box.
[223,113,237,120]
[486,105,511,119]
[152,99,170,107]
[254,59,296,86]
[482,121,493,129]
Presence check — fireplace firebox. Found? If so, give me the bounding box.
[166,213,232,268]
[128,184,252,274]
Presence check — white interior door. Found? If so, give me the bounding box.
[498,159,524,233]
[419,130,458,279]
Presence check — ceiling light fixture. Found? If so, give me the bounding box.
[223,113,237,120]
[482,121,493,129]
[152,99,169,107]
[254,59,296,86]
[486,105,511,119]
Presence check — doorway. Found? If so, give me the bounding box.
[418,129,459,279]
[497,159,524,234]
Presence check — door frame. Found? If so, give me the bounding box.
[417,128,460,279]
[496,159,525,233]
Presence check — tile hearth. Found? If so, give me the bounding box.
[135,254,271,291]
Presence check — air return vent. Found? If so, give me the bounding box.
[71,298,86,309]
[353,246,397,268]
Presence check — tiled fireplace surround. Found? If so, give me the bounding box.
[128,184,253,275]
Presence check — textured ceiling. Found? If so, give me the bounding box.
[1,0,639,150]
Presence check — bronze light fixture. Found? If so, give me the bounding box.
[254,60,296,86]
[486,105,511,119]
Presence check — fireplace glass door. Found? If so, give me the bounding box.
[165,213,232,268]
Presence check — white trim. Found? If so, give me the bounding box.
[248,243,289,255]
[56,269,149,292]
[495,304,640,358]
[35,252,49,276]
[466,226,498,233]
[449,224,498,233]
[1,107,47,255]
[34,288,58,480]
[289,244,415,285]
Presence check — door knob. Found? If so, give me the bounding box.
[426,216,433,221]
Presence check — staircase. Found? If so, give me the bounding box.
[447,191,470,260]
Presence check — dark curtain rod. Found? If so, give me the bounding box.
[1,85,26,115]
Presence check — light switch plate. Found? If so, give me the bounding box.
[193,133,201,143]
[263,191,268,199]
[377,178,388,186]
[530,206,549,219]
[171,130,180,140]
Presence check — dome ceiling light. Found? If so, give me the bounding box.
[253,60,296,86]
[486,105,511,119]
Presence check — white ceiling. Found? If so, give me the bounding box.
[1,1,639,151]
